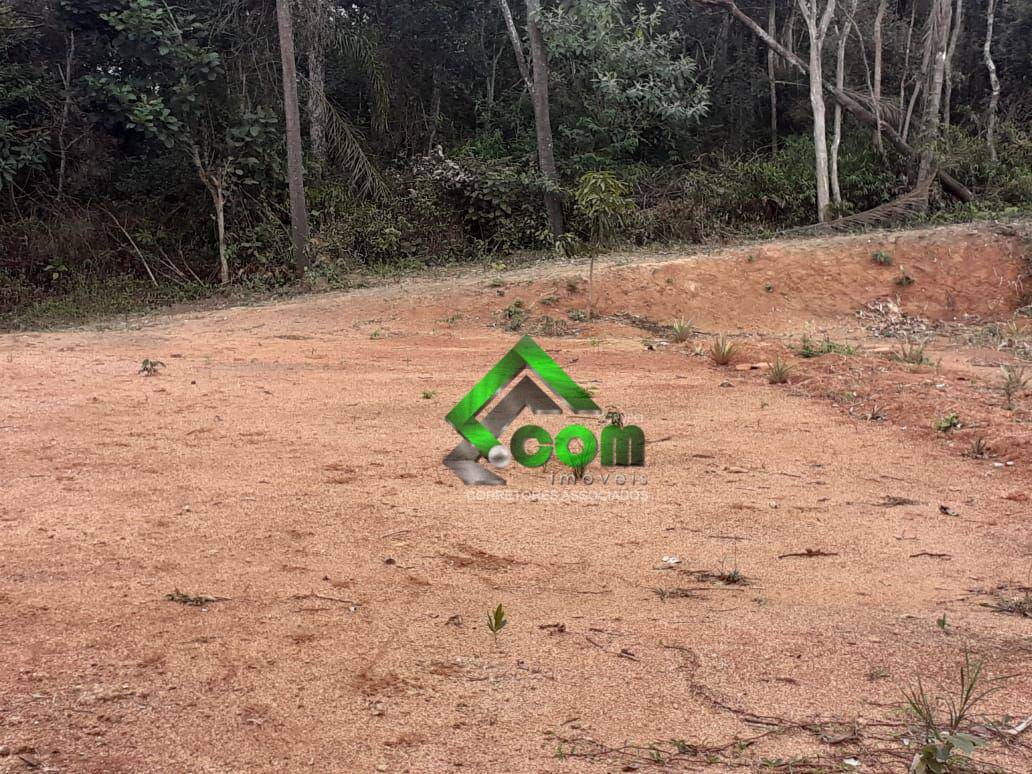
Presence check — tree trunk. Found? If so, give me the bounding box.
[276,0,311,275]
[797,0,836,223]
[306,0,327,170]
[916,0,953,189]
[698,0,974,203]
[943,0,963,130]
[497,0,532,88]
[427,63,442,151]
[212,180,228,285]
[872,0,885,152]
[57,30,75,198]
[830,24,845,206]
[193,147,231,285]
[899,2,918,134]
[768,0,778,155]
[984,0,1000,162]
[525,0,564,237]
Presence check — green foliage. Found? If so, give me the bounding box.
[486,603,507,643]
[670,317,693,343]
[798,334,855,358]
[1,0,1031,319]
[709,335,737,365]
[767,355,791,384]
[904,655,1002,774]
[934,413,962,433]
[942,121,1032,206]
[873,250,893,266]
[540,0,708,160]
[417,152,551,250]
[574,171,634,245]
[1000,365,1028,409]
[894,339,929,365]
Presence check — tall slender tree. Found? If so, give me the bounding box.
[984,0,1001,161]
[767,0,778,155]
[497,0,564,237]
[276,0,311,274]
[796,0,837,222]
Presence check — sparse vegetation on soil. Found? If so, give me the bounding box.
[2,222,1031,772]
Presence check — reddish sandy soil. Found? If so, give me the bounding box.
[1,221,1031,773]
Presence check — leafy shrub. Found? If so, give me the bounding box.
[414,150,550,250]
[573,171,634,245]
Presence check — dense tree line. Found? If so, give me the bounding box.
[0,0,1029,310]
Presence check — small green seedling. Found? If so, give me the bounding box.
[1001,365,1028,410]
[934,413,962,433]
[798,334,855,358]
[139,359,166,376]
[895,266,915,287]
[421,390,437,400]
[937,613,948,632]
[768,355,791,384]
[487,603,508,644]
[872,250,893,266]
[894,339,928,365]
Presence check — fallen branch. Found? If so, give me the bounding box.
[778,549,839,559]
[101,206,159,288]
[289,593,356,605]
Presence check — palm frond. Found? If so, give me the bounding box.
[310,84,388,200]
[330,29,389,135]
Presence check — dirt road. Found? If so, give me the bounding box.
[2,222,1030,772]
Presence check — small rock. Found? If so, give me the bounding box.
[719,380,733,388]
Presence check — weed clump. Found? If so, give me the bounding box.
[709,335,737,365]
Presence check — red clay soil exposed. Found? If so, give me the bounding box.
[1,221,1031,773]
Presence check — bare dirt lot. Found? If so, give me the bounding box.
[2,221,1031,773]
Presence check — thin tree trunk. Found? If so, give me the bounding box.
[916,0,953,189]
[212,181,228,285]
[525,0,564,237]
[797,0,836,222]
[497,0,531,88]
[697,0,974,203]
[193,147,231,284]
[276,0,311,275]
[768,0,778,155]
[899,2,917,132]
[984,0,1000,162]
[57,30,75,198]
[872,0,885,152]
[306,0,327,170]
[427,63,442,151]
[903,9,937,146]
[943,0,963,130]
[830,0,858,206]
